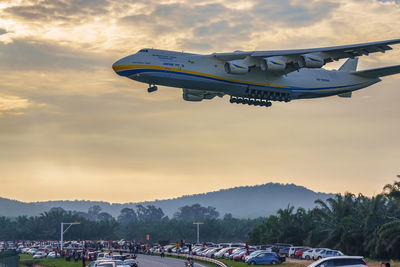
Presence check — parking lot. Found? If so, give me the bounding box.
[2,240,396,267]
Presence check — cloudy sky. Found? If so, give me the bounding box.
[0,0,399,203]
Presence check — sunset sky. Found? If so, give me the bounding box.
[0,0,399,203]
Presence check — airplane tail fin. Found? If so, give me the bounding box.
[351,65,400,78]
[339,57,358,71]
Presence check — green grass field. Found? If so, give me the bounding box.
[19,254,89,267]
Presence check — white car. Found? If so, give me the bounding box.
[308,256,366,267]
[302,249,314,260]
[47,252,60,258]
[28,248,39,255]
[21,248,30,254]
[33,252,47,259]
[315,249,344,260]
[98,261,130,267]
[302,248,329,260]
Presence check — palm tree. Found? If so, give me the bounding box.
[358,194,388,258]
[383,176,400,199]
[313,193,363,253]
[378,177,400,258]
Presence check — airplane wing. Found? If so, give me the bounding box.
[351,65,400,78]
[250,39,400,59]
[213,39,400,61]
[212,39,400,75]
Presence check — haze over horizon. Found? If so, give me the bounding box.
[0,179,394,204]
[0,0,399,203]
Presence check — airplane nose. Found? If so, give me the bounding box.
[112,59,122,73]
[112,56,132,76]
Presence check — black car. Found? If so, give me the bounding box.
[279,247,290,257]
[271,243,292,253]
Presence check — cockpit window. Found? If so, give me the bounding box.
[139,49,149,52]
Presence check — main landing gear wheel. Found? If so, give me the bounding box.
[147,85,158,93]
[229,96,272,108]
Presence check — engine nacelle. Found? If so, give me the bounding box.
[224,59,249,74]
[182,89,204,101]
[260,57,286,72]
[182,89,218,101]
[299,54,325,68]
[183,92,204,101]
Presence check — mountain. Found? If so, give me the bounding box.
[0,183,335,218]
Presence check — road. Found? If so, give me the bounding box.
[136,254,209,267]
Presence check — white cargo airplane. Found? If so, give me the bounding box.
[112,39,400,107]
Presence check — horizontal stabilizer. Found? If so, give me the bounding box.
[338,92,352,98]
[352,65,400,78]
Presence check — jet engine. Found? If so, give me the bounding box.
[298,54,325,68]
[260,57,286,72]
[224,59,249,74]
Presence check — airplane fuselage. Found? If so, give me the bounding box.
[112,49,380,102]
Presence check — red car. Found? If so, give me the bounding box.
[295,248,311,259]
[233,249,256,261]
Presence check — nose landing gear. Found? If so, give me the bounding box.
[147,84,158,93]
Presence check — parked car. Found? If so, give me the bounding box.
[288,246,308,258]
[233,250,255,261]
[302,248,328,260]
[205,247,221,258]
[87,259,121,267]
[123,259,138,267]
[308,256,366,267]
[315,249,344,259]
[272,243,292,254]
[214,247,232,258]
[98,262,117,267]
[295,248,311,259]
[278,247,290,257]
[245,252,281,265]
[47,252,60,259]
[258,245,273,251]
[245,250,264,262]
[33,252,47,259]
[229,249,245,260]
[98,261,129,267]
[28,248,39,255]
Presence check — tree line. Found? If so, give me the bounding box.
[248,179,400,260]
[0,203,261,243]
[1,180,400,260]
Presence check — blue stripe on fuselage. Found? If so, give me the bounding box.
[117,68,367,92]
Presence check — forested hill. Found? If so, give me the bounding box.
[0,183,334,218]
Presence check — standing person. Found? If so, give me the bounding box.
[160,247,165,258]
[188,243,192,255]
[82,254,86,267]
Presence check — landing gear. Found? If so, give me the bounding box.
[229,96,272,108]
[147,84,158,93]
[229,89,292,107]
